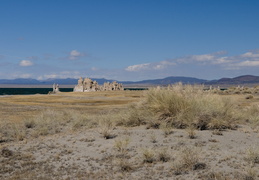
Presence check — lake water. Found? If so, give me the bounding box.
[0,88,148,95]
[0,88,74,95]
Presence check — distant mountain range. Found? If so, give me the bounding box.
[121,76,208,85]
[209,75,259,85]
[0,75,259,86]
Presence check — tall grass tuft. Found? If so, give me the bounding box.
[31,109,71,136]
[115,103,156,127]
[0,123,26,141]
[139,84,240,130]
[98,114,116,139]
[243,105,259,127]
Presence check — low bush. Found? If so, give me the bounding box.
[114,137,130,155]
[245,147,259,165]
[31,109,71,136]
[142,148,156,163]
[157,148,170,162]
[0,123,26,141]
[115,103,155,127]
[130,84,240,130]
[98,114,116,139]
[242,105,259,127]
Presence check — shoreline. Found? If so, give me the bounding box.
[0,84,75,88]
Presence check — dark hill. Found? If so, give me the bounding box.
[0,78,41,84]
[208,75,259,85]
[121,76,207,85]
[1,75,259,86]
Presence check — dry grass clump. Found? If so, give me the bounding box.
[246,95,254,99]
[115,158,133,172]
[160,122,173,137]
[242,105,259,127]
[186,126,196,139]
[71,113,97,130]
[157,148,170,162]
[141,147,171,164]
[0,123,26,142]
[28,109,99,137]
[98,114,116,139]
[26,109,78,137]
[244,167,257,180]
[245,147,259,165]
[212,129,223,136]
[171,147,205,175]
[1,147,13,157]
[115,103,155,127]
[203,170,257,180]
[139,84,240,130]
[113,137,134,172]
[150,132,157,143]
[142,148,156,163]
[24,119,36,129]
[203,171,232,180]
[179,147,201,169]
[114,137,130,155]
[0,109,96,142]
[28,110,66,136]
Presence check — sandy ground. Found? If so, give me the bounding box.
[0,91,259,179]
[1,124,259,180]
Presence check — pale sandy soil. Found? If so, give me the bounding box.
[0,91,259,180]
[1,125,259,180]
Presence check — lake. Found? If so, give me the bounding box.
[0,88,148,95]
[0,88,74,95]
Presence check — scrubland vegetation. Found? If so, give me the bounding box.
[0,84,259,179]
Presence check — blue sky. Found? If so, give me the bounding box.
[1,0,259,81]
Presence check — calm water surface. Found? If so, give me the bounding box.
[0,88,73,95]
[0,88,147,95]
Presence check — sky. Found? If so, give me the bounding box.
[0,0,259,81]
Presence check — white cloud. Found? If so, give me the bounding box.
[175,52,229,64]
[160,60,177,66]
[241,52,259,58]
[212,57,234,64]
[125,60,177,72]
[220,51,259,69]
[153,61,176,70]
[70,50,80,56]
[191,54,215,62]
[43,74,58,79]
[37,71,81,80]
[68,50,85,60]
[153,64,164,70]
[9,72,33,79]
[125,50,259,75]
[236,60,259,67]
[169,50,259,68]
[19,60,33,66]
[125,63,150,71]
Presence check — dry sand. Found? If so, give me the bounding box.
[1,125,259,179]
[0,91,259,179]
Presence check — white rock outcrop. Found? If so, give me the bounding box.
[73,77,124,92]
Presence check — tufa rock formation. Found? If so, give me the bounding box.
[53,83,60,93]
[73,77,123,92]
[48,83,60,94]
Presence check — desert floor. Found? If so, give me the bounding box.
[0,90,259,180]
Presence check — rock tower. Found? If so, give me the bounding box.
[73,77,124,92]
